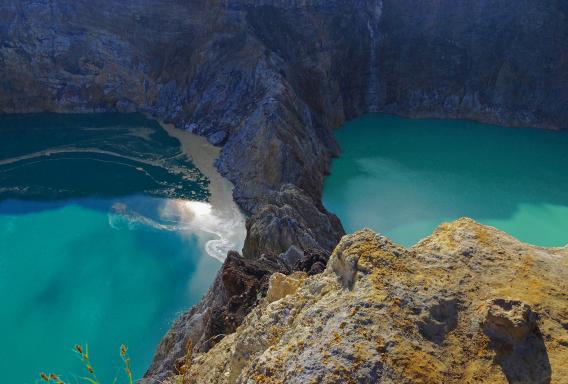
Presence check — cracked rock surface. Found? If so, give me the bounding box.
[171,219,567,384]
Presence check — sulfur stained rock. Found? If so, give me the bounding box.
[166,218,568,384]
[483,298,538,345]
[266,272,308,303]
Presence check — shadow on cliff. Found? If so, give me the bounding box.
[492,326,552,384]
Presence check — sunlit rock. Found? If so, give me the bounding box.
[168,219,568,384]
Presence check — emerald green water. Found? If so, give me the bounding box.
[323,114,568,248]
[0,114,245,383]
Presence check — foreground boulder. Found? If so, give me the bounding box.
[168,218,567,383]
[483,298,538,345]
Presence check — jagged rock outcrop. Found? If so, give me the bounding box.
[2,0,566,254]
[145,251,289,382]
[1,0,567,380]
[243,185,343,259]
[483,298,539,345]
[170,219,568,383]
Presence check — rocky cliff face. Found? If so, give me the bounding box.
[170,219,568,383]
[378,0,568,129]
[1,0,566,381]
[2,0,566,253]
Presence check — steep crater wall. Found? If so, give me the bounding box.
[1,0,566,380]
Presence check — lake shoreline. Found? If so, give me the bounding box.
[324,113,568,248]
[0,113,247,383]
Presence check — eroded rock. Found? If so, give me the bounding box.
[266,272,308,303]
[418,298,459,344]
[166,219,568,384]
[483,298,538,345]
[143,251,288,383]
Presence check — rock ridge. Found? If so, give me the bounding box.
[170,219,568,383]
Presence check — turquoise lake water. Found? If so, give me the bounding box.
[0,114,243,383]
[323,114,568,248]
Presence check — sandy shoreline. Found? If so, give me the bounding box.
[161,123,246,260]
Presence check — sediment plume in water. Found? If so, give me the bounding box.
[107,123,246,262]
[159,124,246,261]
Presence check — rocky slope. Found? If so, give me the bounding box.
[378,0,568,129]
[1,0,567,380]
[170,219,568,383]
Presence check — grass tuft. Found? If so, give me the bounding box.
[40,343,135,384]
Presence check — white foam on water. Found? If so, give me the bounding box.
[107,199,246,263]
[161,122,248,261]
[162,199,246,262]
[107,123,247,263]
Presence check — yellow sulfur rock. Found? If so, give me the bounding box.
[168,218,568,384]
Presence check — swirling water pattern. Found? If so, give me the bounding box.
[0,114,245,383]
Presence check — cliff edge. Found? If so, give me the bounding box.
[170,218,568,383]
[2,1,567,380]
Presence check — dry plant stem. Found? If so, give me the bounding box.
[174,339,193,384]
[120,344,133,384]
[39,371,65,384]
[41,343,134,384]
[183,339,193,384]
[75,344,101,384]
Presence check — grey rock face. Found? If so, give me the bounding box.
[243,184,343,259]
[207,131,227,146]
[144,251,288,383]
[378,0,568,129]
[278,245,304,270]
[1,0,566,381]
